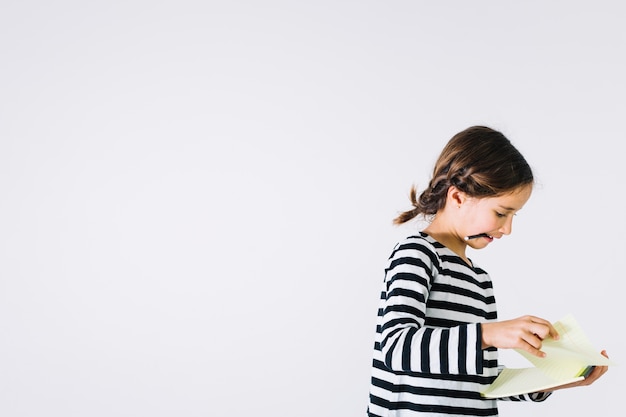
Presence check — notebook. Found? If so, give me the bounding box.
[481,314,614,398]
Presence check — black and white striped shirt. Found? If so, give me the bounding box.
[367,233,549,417]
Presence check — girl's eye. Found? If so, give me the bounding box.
[495,212,506,218]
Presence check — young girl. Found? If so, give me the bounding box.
[366,126,608,417]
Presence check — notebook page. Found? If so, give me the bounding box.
[517,315,613,380]
[481,367,583,398]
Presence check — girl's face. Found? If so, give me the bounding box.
[461,185,533,248]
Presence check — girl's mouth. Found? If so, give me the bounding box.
[464,233,492,241]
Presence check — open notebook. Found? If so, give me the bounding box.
[481,314,614,398]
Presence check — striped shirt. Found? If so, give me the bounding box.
[367,233,550,417]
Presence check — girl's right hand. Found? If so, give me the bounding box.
[481,315,560,357]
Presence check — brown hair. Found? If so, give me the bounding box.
[393,126,534,225]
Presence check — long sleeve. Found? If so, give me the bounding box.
[379,238,484,375]
[368,234,550,417]
[368,233,498,417]
[499,392,552,402]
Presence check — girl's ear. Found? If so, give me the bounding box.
[447,186,467,208]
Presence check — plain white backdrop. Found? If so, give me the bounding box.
[1,1,623,416]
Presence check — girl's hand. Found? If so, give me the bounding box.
[481,315,560,357]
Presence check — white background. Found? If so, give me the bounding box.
[1,1,623,416]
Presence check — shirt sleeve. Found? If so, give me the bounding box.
[379,238,484,376]
[498,392,552,402]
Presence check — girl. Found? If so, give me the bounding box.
[366,126,608,417]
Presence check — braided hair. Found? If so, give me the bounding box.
[394,126,534,225]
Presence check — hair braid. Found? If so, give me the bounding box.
[392,126,533,225]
